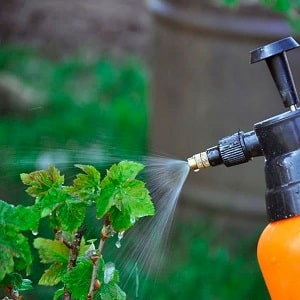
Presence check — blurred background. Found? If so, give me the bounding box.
[1,0,300,299]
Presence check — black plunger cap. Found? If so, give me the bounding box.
[250,36,299,63]
[250,37,300,108]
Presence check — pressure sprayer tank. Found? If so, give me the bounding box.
[187,37,300,299]
[148,0,300,227]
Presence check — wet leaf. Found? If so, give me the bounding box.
[55,199,87,232]
[100,282,126,300]
[0,225,32,280]
[66,164,101,203]
[20,165,64,197]
[63,258,93,300]
[0,200,40,232]
[38,263,66,286]
[8,204,40,232]
[33,238,69,264]
[97,161,154,231]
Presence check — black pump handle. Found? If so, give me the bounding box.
[250,37,300,109]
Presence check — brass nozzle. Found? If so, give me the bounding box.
[187,152,211,172]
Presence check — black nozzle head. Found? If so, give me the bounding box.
[250,37,299,64]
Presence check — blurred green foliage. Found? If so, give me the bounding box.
[0,46,149,177]
[143,220,269,300]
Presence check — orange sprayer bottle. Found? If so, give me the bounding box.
[187,37,300,299]
[258,216,300,299]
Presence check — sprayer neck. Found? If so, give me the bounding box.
[254,109,300,221]
[187,130,263,171]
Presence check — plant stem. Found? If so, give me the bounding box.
[68,226,86,271]
[63,226,86,300]
[87,215,113,300]
[87,236,107,300]
[3,286,21,300]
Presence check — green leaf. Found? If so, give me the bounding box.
[8,205,40,232]
[21,165,64,197]
[66,164,101,203]
[0,200,40,232]
[55,199,87,232]
[105,161,144,184]
[0,225,32,280]
[34,238,69,286]
[39,263,66,286]
[98,262,125,300]
[63,258,93,300]
[34,238,69,264]
[97,161,154,231]
[0,272,22,288]
[0,200,13,222]
[53,287,64,300]
[0,245,15,281]
[96,183,117,220]
[38,188,68,218]
[100,282,126,300]
[0,202,33,280]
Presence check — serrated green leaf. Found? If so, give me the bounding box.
[0,200,13,223]
[34,238,69,264]
[21,165,64,198]
[96,260,125,300]
[0,200,40,232]
[105,161,144,184]
[0,245,15,281]
[96,183,116,220]
[97,161,154,231]
[55,199,87,232]
[38,188,68,218]
[66,165,101,203]
[39,263,66,286]
[8,205,40,232]
[0,225,32,279]
[63,258,93,300]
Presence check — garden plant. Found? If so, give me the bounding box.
[0,161,154,299]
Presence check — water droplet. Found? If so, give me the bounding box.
[31,231,38,236]
[130,215,136,224]
[115,240,121,248]
[104,262,115,284]
[118,231,124,239]
[85,242,97,258]
[115,231,124,248]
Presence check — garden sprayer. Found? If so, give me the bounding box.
[187,36,300,299]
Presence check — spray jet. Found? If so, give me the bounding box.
[187,36,300,299]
